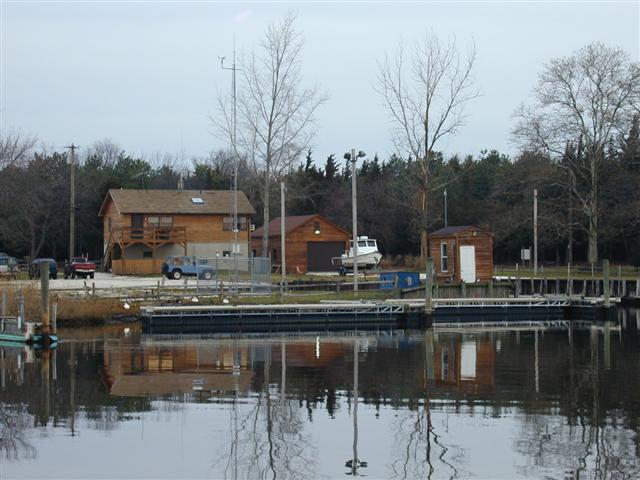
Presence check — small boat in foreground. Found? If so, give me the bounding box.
[332,236,382,275]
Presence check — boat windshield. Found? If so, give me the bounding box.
[367,240,376,247]
[357,241,367,247]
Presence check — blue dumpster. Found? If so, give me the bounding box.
[379,271,421,290]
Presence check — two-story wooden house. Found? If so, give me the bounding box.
[99,189,255,274]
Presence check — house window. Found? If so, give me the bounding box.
[148,216,160,226]
[223,216,248,231]
[441,243,448,272]
[160,216,173,227]
[143,251,153,258]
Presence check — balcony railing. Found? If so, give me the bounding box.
[111,226,187,244]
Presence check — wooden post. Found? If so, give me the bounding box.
[515,263,520,298]
[635,276,639,298]
[425,258,433,314]
[157,280,161,300]
[17,291,24,330]
[555,277,559,294]
[582,279,587,296]
[51,302,57,333]
[603,259,610,308]
[92,282,96,298]
[40,262,50,332]
[567,263,572,296]
[394,274,400,298]
[488,279,494,298]
[460,281,467,298]
[1,291,5,332]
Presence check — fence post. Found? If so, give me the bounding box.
[51,302,57,333]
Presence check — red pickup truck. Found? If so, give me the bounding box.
[64,257,96,279]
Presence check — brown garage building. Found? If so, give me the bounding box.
[429,225,494,283]
[251,214,350,273]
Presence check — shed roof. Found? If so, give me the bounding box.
[252,214,350,239]
[98,189,255,216]
[429,225,491,237]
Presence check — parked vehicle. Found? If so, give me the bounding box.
[0,252,18,274]
[332,236,382,275]
[29,258,58,279]
[162,256,215,280]
[64,257,96,279]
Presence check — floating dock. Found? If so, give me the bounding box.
[140,296,616,334]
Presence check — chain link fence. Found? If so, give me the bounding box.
[196,256,271,294]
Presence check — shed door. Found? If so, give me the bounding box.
[459,245,476,283]
[307,241,345,272]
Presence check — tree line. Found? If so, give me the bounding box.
[0,127,638,265]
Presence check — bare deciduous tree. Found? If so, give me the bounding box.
[514,42,640,264]
[377,31,479,263]
[0,130,38,168]
[214,14,326,256]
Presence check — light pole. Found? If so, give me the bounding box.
[344,149,366,293]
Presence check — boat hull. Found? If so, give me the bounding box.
[337,252,382,270]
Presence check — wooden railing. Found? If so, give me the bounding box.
[112,226,187,244]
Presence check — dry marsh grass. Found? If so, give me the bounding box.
[0,286,134,325]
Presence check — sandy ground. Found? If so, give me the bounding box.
[13,272,191,291]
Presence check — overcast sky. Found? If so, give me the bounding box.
[1,1,638,165]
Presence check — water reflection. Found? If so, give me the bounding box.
[0,313,637,478]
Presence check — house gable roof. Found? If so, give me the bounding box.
[98,189,255,217]
[251,214,350,239]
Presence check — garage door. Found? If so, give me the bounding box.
[307,241,345,272]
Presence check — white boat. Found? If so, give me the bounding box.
[332,236,382,274]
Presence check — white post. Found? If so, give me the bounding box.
[280,181,286,299]
[533,188,538,276]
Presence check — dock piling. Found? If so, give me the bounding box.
[40,262,50,332]
[425,258,433,314]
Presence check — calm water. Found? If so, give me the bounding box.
[1,312,639,479]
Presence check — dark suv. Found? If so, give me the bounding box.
[29,258,58,279]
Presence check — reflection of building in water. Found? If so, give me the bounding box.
[101,337,361,398]
[101,341,254,397]
[433,337,495,393]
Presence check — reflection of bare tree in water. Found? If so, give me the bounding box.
[0,405,36,461]
[388,331,464,480]
[217,343,316,480]
[515,327,640,479]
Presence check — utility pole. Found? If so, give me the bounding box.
[280,181,286,299]
[344,149,365,293]
[351,148,358,293]
[221,40,241,287]
[533,189,538,276]
[65,144,78,260]
[444,189,448,228]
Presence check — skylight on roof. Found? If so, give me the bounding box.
[191,197,204,204]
